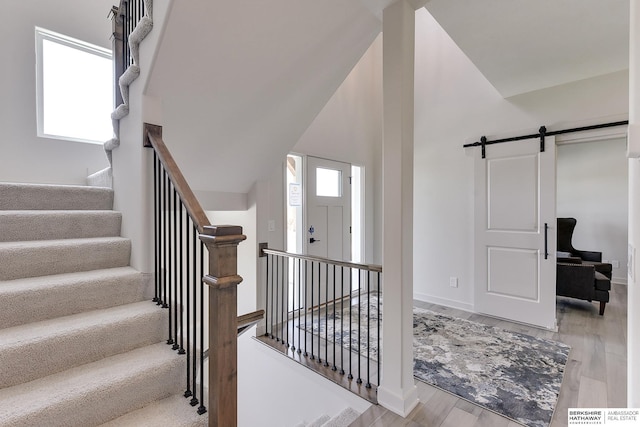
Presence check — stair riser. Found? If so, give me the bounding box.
[0,308,168,389]
[0,183,113,211]
[0,211,122,242]
[0,270,145,329]
[0,239,131,280]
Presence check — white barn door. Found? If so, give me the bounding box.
[474,136,557,329]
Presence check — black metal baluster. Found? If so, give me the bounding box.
[377,271,381,387]
[281,255,284,345]
[296,258,302,354]
[366,270,371,388]
[178,203,185,355]
[340,266,345,375]
[357,270,362,384]
[167,181,174,345]
[310,261,314,360]
[285,257,289,348]
[184,218,192,399]
[157,166,164,307]
[324,263,329,367]
[304,260,308,357]
[163,172,169,310]
[272,254,276,340]
[348,268,353,380]
[190,227,198,407]
[275,254,280,343]
[153,152,159,303]
[332,264,337,371]
[264,254,273,338]
[172,187,178,349]
[281,255,285,344]
[198,241,206,415]
[290,257,296,352]
[123,2,128,67]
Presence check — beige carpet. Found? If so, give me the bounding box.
[0,182,188,426]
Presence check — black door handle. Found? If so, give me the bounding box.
[544,223,549,260]
[309,237,321,244]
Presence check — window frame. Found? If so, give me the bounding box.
[35,27,113,145]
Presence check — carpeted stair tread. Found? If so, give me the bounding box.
[100,394,208,426]
[0,210,122,242]
[0,182,113,211]
[0,301,167,389]
[0,343,184,427]
[308,414,331,427]
[323,407,360,427]
[0,237,131,280]
[0,267,144,328]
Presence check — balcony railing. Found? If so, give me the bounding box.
[260,249,382,402]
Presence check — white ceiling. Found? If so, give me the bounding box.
[146,0,381,194]
[145,0,630,195]
[423,0,630,97]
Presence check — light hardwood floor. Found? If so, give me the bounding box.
[349,283,627,427]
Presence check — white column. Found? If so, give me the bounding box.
[628,0,640,407]
[377,0,419,417]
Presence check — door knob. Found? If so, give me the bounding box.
[309,237,321,244]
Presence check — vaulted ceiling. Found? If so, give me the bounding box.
[145,0,629,195]
[424,0,629,97]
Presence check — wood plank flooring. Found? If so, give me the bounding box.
[350,283,627,427]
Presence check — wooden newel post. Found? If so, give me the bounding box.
[200,225,246,427]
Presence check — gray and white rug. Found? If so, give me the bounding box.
[413,308,570,427]
[302,297,570,427]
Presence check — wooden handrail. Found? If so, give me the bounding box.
[237,310,265,337]
[202,310,266,359]
[262,248,383,273]
[143,123,212,234]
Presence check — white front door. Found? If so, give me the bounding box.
[305,156,352,309]
[473,136,557,329]
[305,156,351,261]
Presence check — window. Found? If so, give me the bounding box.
[315,167,342,197]
[35,27,113,144]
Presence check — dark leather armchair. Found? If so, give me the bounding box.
[556,260,610,315]
[556,218,612,315]
[557,218,612,279]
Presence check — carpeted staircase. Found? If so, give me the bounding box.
[0,182,199,426]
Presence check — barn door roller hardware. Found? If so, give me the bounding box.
[463,120,628,159]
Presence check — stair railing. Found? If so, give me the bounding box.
[110,0,146,106]
[261,248,382,401]
[144,123,254,426]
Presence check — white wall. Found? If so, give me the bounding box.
[557,138,629,284]
[237,327,371,427]
[0,0,112,185]
[206,208,258,316]
[289,34,383,265]
[413,8,629,309]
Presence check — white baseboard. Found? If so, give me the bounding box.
[612,276,628,285]
[413,292,474,313]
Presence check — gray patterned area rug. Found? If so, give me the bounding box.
[413,308,570,427]
[302,298,570,427]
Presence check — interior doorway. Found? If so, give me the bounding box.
[556,136,629,285]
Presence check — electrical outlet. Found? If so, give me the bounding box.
[449,277,458,288]
[268,220,275,232]
[612,260,620,268]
